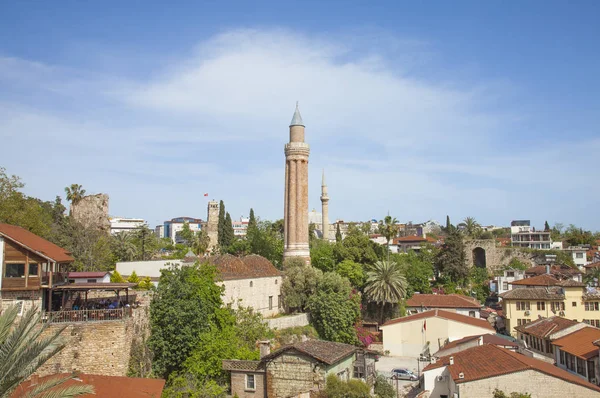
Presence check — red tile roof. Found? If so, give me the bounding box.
[514,316,580,339]
[510,274,560,286]
[68,272,110,279]
[436,334,518,354]
[406,294,481,309]
[207,254,282,280]
[585,261,600,269]
[262,339,357,366]
[13,374,166,397]
[423,344,600,392]
[0,223,74,263]
[525,265,582,277]
[553,327,600,360]
[392,235,436,244]
[381,309,493,330]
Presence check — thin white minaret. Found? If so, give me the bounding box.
[320,169,329,241]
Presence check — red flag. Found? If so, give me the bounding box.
[423,320,427,332]
[204,193,208,197]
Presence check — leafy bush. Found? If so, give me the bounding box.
[325,374,370,398]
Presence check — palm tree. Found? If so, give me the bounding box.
[112,231,138,261]
[64,184,86,205]
[463,217,481,238]
[378,215,399,261]
[0,305,94,398]
[364,260,408,324]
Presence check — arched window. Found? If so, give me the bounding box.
[249,281,253,287]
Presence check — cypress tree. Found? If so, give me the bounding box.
[445,215,451,232]
[223,212,235,249]
[335,223,342,243]
[544,221,550,232]
[248,208,257,233]
[217,200,225,247]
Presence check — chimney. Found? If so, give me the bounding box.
[546,265,550,275]
[458,372,464,379]
[449,356,454,365]
[431,357,437,364]
[258,340,271,359]
[478,336,484,346]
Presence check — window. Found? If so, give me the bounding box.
[353,365,365,379]
[87,279,97,283]
[560,350,565,365]
[278,295,282,309]
[5,263,25,278]
[572,302,577,307]
[503,282,508,290]
[269,296,273,310]
[249,281,253,287]
[567,353,575,371]
[507,271,515,277]
[577,358,586,376]
[28,262,38,276]
[275,279,278,285]
[537,301,545,311]
[245,374,255,390]
[576,253,584,259]
[468,311,476,317]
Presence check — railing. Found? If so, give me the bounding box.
[41,272,68,286]
[42,308,129,324]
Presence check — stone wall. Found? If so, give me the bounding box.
[0,290,42,314]
[464,240,535,273]
[72,194,110,230]
[231,371,265,398]
[37,305,151,377]
[266,313,310,330]
[266,352,325,397]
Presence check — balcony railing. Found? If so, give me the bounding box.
[41,272,68,286]
[42,308,129,324]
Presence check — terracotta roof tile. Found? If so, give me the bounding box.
[423,344,600,392]
[514,316,579,339]
[585,261,600,269]
[13,374,166,397]
[510,274,559,286]
[499,287,564,300]
[553,327,600,360]
[68,272,110,279]
[525,265,582,277]
[207,254,282,280]
[381,309,493,330]
[436,334,518,354]
[406,294,482,309]
[222,359,265,372]
[392,235,436,244]
[0,223,74,263]
[262,340,357,366]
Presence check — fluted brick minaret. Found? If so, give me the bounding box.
[320,170,329,241]
[283,103,310,264]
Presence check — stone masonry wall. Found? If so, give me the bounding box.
[231,371,265,398]
[266,353,325,397]
[0,290,42,314]
[266,313,310,330]
[464,240,535,273]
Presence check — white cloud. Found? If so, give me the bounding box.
[0,28,598,229]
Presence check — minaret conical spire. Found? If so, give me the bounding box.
[290,101,304,127]
[322,169,326,186]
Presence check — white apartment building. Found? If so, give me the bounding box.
[232,216,250,237]
[564,246,589,269]
[109,217,147,235]
[510,220,552,249]
[162,217,203,244]
[491,268,527,296]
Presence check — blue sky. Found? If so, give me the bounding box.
[1,1,599,230]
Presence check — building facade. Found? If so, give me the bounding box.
[162,217,203,244]
[553,327,600,385]
[232,216,250,237]
[510,220,552,249]
[405,294,482,318]
[283,103,310,264]
[109,217,147,235]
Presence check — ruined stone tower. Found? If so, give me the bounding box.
[283,103,310,264]
[206,200,219,250]
[320,170,329,241]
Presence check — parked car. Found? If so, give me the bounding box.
[391,368,418,381]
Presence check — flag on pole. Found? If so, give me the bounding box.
[422,320,426,333]
[204,193,208,197]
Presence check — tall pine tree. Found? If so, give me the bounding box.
[217,200,226,247]
[435,228,468,283]
[222,212,235,250]
[248,209,257,234]
[544,221,550,232]
[445,215,451,232]
[335,223,342,243]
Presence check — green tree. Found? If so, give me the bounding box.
[373,374,395,398]
[137,276,154,290]
[110,270,126,283]
[217,200,226,248]
[364,260,407,323]
[127,270,140,285]
[310,239,336,272]
[324,374,370,398]
[64,183,86,207]
[335,259,364,288]
[544,221,550,232]
[463,217,481,238]
[445,215,452,232]
[307,272,361,344]
[192,229,211,256]
[335,223,342,242]
[247,220,284,269]
[179,221,195,246]
[281,258,323,312]
[148,262,224,379]
[585,268,600,287]
[334,225,383,266]
[395,251,434,296]
[247,208,257,242]
[0,305,94,397]
[507,257,528,271]
[378,215,398,260]
[435,229,468,284]
[493,389,531,398]
[111,231,138,262]
[221,212,235,250]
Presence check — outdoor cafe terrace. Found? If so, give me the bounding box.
[43,282,138,324]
